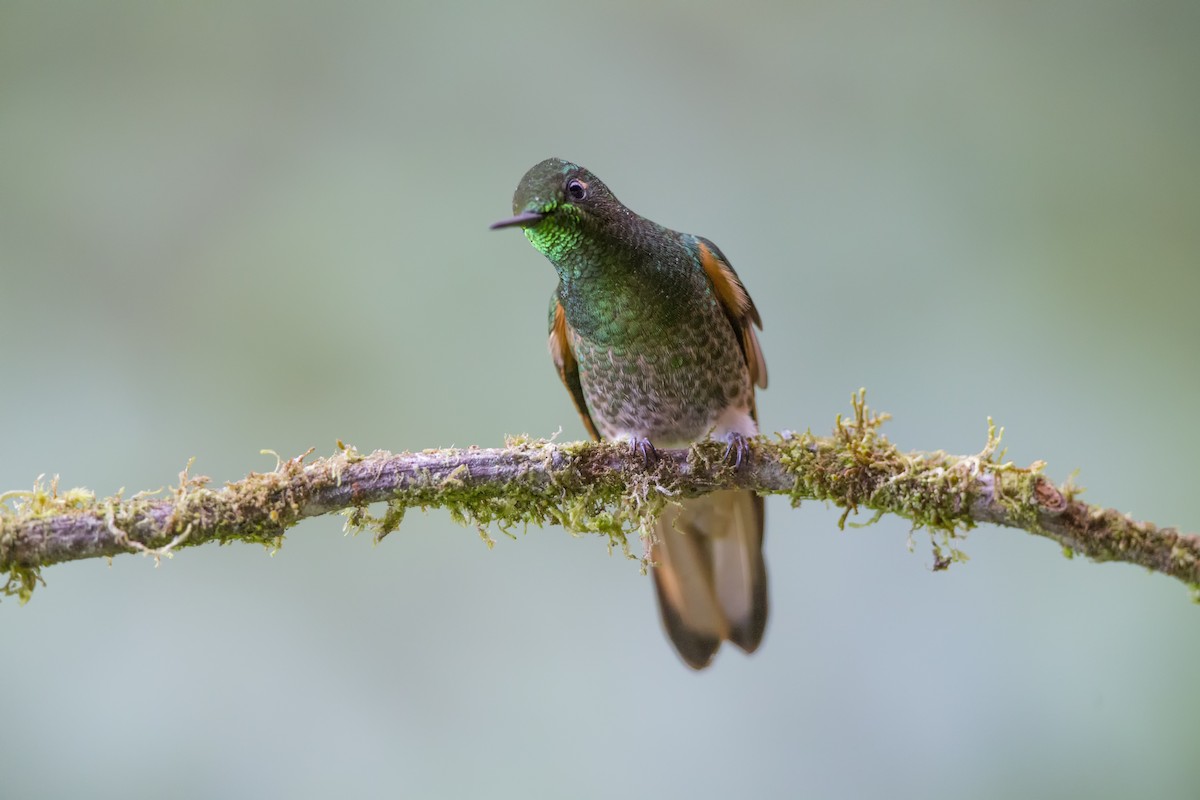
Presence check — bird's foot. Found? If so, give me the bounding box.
[723,432,752,470]
[631,437,659,469]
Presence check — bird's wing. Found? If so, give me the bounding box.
[548,295,602,441]
[696,237,768,394]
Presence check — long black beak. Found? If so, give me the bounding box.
[489,210,545,230]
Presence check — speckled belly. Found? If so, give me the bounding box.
[571,326,753,446]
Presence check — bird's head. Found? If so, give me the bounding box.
[491,158,623,261]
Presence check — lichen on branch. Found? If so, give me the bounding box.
[1,391,1196,603]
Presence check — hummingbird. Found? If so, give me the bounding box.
[491,158,768,669]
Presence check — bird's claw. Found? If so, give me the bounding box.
[632,437,659,469]
[723,433,752,470]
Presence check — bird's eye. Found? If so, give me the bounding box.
[566,178,588,201]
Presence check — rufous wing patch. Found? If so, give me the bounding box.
[698,239,768,390]
[549,300,602,441]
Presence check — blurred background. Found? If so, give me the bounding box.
[2,1,1198,798]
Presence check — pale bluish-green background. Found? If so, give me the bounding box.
[2,2,1198,798]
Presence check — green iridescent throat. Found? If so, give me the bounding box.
[523,205,584,263]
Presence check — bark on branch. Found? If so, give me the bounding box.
[2,394,1197,602]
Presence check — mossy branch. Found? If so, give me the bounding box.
[1,392,1197,603]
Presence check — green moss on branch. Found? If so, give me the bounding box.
[2,392,1196,603]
